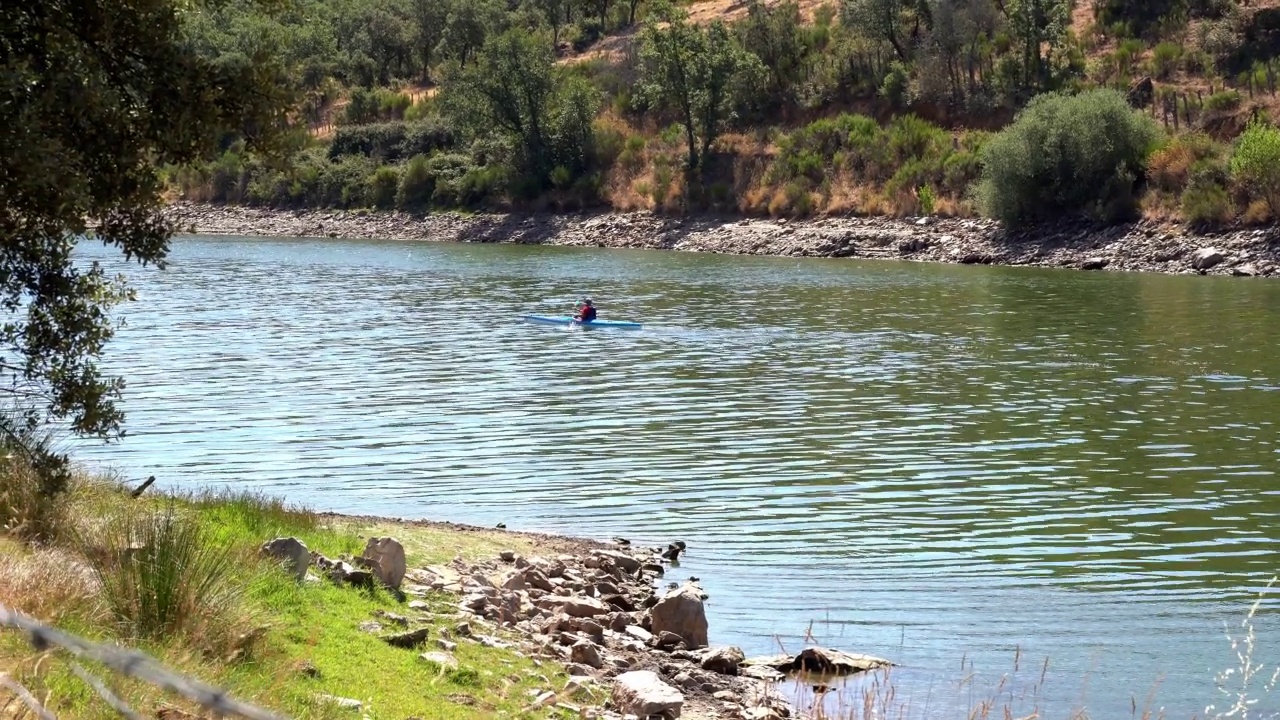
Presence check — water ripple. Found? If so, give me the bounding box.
[74,237,1280,718]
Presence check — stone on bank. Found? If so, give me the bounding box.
[612,670,684,719]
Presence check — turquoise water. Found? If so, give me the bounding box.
[78,236,1280,718]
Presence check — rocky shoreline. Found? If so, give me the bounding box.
[265,528,888,719]
[166,202,1280,278]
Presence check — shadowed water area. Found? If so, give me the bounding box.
[77,236,1280,718]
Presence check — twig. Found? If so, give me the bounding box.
[0,672,56,720]
[0,604,285,720]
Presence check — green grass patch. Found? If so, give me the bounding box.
[1,477,569,719]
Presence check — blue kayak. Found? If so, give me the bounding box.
[523,315,642,330]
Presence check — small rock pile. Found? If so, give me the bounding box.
[261,534,891,719]
[408,543,890,719]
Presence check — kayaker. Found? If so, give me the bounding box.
[574,298,597,322]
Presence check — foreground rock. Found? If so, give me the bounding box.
[259,537,310,580]
[166,202,1280,279]
[612,671,684,719]
[650,584,709,650]
[360,536,407,589]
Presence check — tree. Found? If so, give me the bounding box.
[639,3,765,171]
[627,0,643,25]
[532,0,568,46]
[841,0,911,61]
[0,0,289,488]
[1007,0,1069,91]
[739,0,809,111]
[442,26,600,187]
[411,0,452,81]
[438,0,503,67]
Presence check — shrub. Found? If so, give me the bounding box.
[918,184,936,215]
[397,155,435,210]
[1153,42,1184,79]
[885,115,947,163]
[81,505,243,645]
[879,62,910,109]
[378,90,412,120]
[399,118,458,158]
[1148,133,1221,192]
[368,166,401,209]
[426,153,476,207]
[976,89,1160,226]
[0,456,63,542]
[330,120,456,163]
[1205,90,1243,112]
[1181,160,1233,224]
[1230,118,1280,211]
[330,122,407,161]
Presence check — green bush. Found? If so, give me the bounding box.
[397,155,435,210]
[976,89,1160,226]
[1230,118,1280,211]
[1182,161,1233,225]
[1152,42,1183,79]
[81,505,243,644]
[885,115,947,163]
[1205,90,1243,112]
[329,120,457,163]
[918,184,936,215]
[368,166,401,209]
[879,62,910,109]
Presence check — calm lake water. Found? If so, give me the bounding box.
[77,235,1280,718]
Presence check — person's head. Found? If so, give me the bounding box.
[584,298,594,307]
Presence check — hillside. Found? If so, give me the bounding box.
[168,0,1280,228]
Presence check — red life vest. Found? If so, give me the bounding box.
[580,305,597,322]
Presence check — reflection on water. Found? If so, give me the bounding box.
[77,236,1280,718]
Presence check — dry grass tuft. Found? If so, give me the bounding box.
[0,542,101,624]
[0,457,67,543]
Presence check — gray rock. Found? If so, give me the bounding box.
[1080,257,1108,271]
[316,695,363,711]
[1191,248,1225,270]
[454,621,472,637]
[571,617,606,645]
[741,665,785,682]
[360,537,406,589]
[522,566,556,592]
[651,631,685,651]
[437,638,458,652]
[571,639,604,669]
[625,625,653,643]
[594,550,642,573]
[1234,263,1261,277]
[649,584,708,650]
[418,651,459,670]
[537,595,611,618]
[259,537,310,581]
[612,670,684,719]
[701,646,745,675]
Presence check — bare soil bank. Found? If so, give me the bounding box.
[165,202,1280,278]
